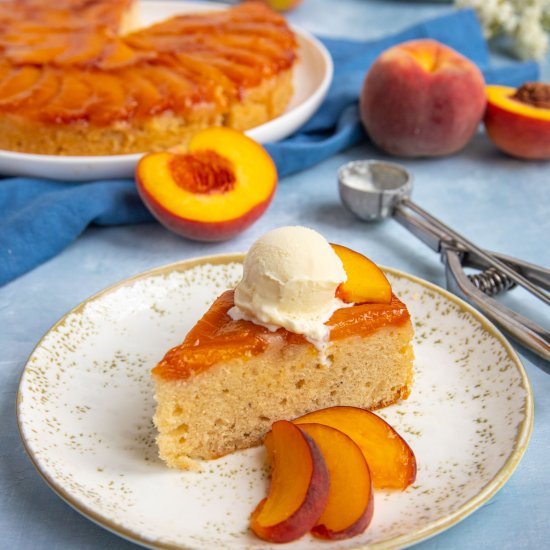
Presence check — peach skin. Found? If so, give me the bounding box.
[360,39,486,157]
[250,420,329,543]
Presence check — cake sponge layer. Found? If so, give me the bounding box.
[153,322,414,470]
[0,70,293,156]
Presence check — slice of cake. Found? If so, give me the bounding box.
[152,227,414,470]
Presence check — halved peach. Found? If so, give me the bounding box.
[331,243,392,304]
[298,423,374,540]
[250,420,329,543]
[485,83,550,160]
[294,406,416,490]
[136,127,277,241]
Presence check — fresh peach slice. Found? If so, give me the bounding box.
[298,423,374,540]
[136,127,277,241]
[294,406,416,490]
[331,243,392,304]
[250,420,329,543]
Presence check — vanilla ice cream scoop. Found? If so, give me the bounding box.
[229,226,347,343]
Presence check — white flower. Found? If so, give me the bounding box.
[455,0,550,59]
[513,4,549,59]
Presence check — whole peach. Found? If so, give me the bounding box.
[253,0,302,12]
[360,39,486,157]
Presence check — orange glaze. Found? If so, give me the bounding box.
[153,290,411,381]
[0,0,133,33]
[0,2,297,125]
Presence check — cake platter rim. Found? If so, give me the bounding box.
[16,253,533,550]
[0,1,333,181]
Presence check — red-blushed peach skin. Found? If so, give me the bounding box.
[135,186,275,242]
[360,39,486,157]
[135,127,277,241]
[152,289,411,380]
[484,85,550,160]
[250,421,330,543]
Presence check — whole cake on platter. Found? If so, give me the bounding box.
[152,227,415,470]
[0,0,297,155]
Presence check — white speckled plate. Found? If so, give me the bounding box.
[0,1,332,181]
[17,255,533,549]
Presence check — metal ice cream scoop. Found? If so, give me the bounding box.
[338,160,550,364]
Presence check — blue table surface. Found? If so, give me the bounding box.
[1,1,549,548]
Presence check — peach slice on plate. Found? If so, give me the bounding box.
[294,406,416,490]
[250,420,329,543]
[136,127,277,241]
[298,423,374,540]
[485,83,550,160]
[331,243,392,304]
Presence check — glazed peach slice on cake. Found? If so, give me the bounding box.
[136,127,277,241]
[331,243,392,304]
[485,83,550,160]
[294,406,416,490]
[298,423,374,540]
[250,420,329,543]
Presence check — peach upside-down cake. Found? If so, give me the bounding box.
[0,0,297,155]
[152,227,414,470]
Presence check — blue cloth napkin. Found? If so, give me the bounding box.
[0,9,539,286]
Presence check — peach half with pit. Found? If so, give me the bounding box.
[360,39,486,157]
[331,243,392,304]
[484,83,550,160]
[135,127,277,242]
